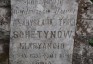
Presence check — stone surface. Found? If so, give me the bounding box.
[72,0,93,64]
[10,0,78,64]
[0,0,10,7]
[0,8,11,31]
[0,0,10,64]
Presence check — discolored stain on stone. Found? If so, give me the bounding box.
[0,8,11,31]
[0,30,10,64]
[0,0,10,7]
[0,0,11,64]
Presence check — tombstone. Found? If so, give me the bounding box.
[9,0,78,64]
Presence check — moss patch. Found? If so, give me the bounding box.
[89,38,93,46]
[91,0,93,3]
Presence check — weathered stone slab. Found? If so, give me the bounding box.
[10,0,78,64]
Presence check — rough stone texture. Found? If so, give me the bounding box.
[0,0,10,7]
[0,8,11,31]
[72,0,93,64]
[0,0,10,64]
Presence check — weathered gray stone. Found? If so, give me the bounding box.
[0,8,11,31]
[10,0,78,64]
[0,0,10,6]
[72,0,93,64]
